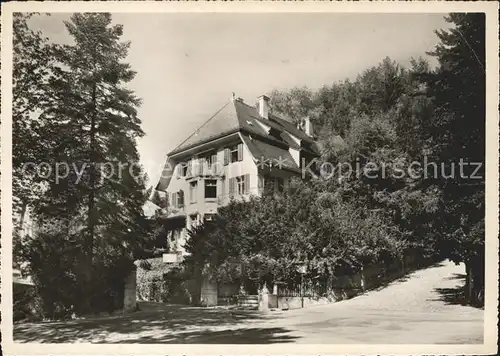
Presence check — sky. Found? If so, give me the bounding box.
[29,12,450,188]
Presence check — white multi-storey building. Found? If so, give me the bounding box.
[155,94,320,260]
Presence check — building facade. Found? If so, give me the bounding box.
[155,94,320,260]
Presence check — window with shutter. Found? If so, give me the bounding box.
[230,145,239,163]
[236,176,244,195]
[224,148,229,165]
[211,154,218,174]
[276,177,284,192]
[189,181,197,203]
[204,179,217,199]
[197,159,203,176]
[178,190,184,208]
[171,192,177,208]
[180,162,187,177]
[258,175,264,189]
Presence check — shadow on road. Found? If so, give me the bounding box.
[444,273,466,281]
[433,285,467,306]
[365,262,444,294]
[14,303,299,343]
[108,327,299,344]
[431,273,483,309]
[368,275,410,293]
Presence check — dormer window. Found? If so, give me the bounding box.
[301,140,313,151]
[288,133,301,146]
[255,120,271,134]
[269,128,284,142]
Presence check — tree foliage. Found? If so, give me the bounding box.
[185,14,485,306]
[15,13,156,317]
[12,13,59,231]
[424,13,485,304]
[184,182,403,293]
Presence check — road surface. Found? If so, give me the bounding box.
[14,260,483,344]
[257,260,484,344]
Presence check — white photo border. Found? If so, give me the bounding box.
[1,1,498,355]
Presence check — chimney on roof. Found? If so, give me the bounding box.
[257,95,270,119]
[301,117,314,137]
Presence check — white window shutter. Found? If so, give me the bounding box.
[237,143,243,161]
[244,174,250,194]
[229,177,235,197]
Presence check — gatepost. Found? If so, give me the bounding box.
[259,284,269,312]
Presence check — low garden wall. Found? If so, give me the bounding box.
[275,295,332,310]
[135,254,438,311]
[268,255,438,311]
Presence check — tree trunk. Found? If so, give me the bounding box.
[464,261,472,301]
[14,202,28,270]
[81,81,97,314]
[191,265,203,305]
[17,201,28,236]
[360,265,366,292]
[469,256,485,307]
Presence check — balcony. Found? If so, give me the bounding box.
[186,161,224,179]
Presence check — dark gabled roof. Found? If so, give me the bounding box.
[280,130,301,150]
[156,96,328,192]
[268,113,315,144]
[167,98,320,157]
[155,157,177,191]
[240,133,300,173]
[168,101,241,156]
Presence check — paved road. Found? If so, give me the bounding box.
[14,260,483,344]
[256,260,483,344]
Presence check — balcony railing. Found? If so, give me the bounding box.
[185,161,224,178]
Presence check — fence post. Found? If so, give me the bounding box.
[301,273,304,308]
[239,284,246,296]
[360,266,366,292]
